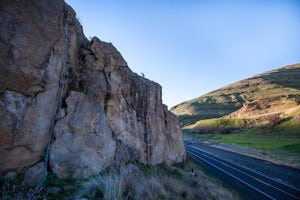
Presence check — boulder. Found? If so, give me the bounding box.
[4,171,17,181]
[50,92,116,179]
[22,162,46,187]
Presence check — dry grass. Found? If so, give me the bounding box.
[78,173,124,199]
[0,179,25,200]
[1,160,240,200]
[77,160,240,200]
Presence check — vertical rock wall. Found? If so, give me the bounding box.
[0,0,67,173]
[0,0,185,179]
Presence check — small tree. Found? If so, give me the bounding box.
[266,114,281,129]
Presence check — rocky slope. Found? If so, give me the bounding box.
[171,63,300,128]
[0,0,185,182]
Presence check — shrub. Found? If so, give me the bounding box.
[74,85,86,93]
[265,113,281,128]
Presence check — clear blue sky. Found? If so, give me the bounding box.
[66,0,300,108]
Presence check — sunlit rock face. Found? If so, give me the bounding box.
[0,0,185,179]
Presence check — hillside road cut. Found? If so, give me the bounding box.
[185,141,300,200]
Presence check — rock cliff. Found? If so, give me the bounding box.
[0,0,185,180]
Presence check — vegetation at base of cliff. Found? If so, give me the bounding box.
[0,174,24,200]
[76,159,240,200]
[0,172,81,200]
[1,159,240,200]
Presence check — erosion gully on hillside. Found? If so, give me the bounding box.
[185,141,300,200]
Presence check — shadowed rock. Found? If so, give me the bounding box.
[0,0,185,180]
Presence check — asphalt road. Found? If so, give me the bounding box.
[185,141,300,200]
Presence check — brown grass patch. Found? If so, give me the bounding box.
[77,158,240,200]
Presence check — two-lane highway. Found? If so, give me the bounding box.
[185,142,300,200]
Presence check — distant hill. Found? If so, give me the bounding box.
[171,63,300,131]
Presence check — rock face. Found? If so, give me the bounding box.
[0,0,68,174]
[50,91,116,178]
[0,0,185,179]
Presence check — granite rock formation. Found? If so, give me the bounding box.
[0,0,185,180]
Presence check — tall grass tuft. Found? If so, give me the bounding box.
[78,172,124,200]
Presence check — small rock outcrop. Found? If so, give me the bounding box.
[0,0,185,180]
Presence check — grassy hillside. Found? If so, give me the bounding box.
[172,63,300,153]
[171,63,300,126]
[183,105,300,152]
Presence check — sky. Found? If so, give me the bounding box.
[66,0,300,108]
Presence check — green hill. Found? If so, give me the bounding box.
[171,63,300,153]
[171,63,300,127]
